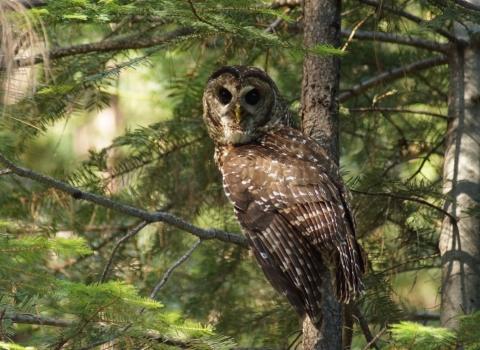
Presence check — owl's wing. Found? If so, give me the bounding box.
[242,216,324,324]
[222,128,365,306]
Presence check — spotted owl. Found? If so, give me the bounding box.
[202,66,365,328]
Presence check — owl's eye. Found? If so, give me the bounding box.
[218,88,232,105]
[245,89,261,105]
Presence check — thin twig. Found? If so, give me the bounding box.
[339,55,448,103]
[376,253,440,275]
[135,240,202,329]
[264,17,284,34]
[362,322,388,350]
[407,137,445,181]
[99,221,149,283]
[351,188,458,223]
[149,239,202,301]
[0,153,249,248]
[186,0,216,27]
[348,107,447,120]
[342,13,375,52]
[353,304,379,350]
[264,7,291,36]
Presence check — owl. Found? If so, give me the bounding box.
[202,66,365,328]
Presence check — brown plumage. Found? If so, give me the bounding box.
[203,65,365,328]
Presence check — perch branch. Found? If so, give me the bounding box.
[0,154,249,248]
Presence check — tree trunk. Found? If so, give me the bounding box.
[439,13,480,329]
[300,0,343,348]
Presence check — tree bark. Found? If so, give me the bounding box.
[300,0,343,348]
[439,9,480,329]
[301,0,341,165]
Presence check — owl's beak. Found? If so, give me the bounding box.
[234,102,241,123]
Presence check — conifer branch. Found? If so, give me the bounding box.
[452,0,480,12]
[348,107,447,120]
[186,0,216,27]
[339,55,448,102]
[6,313,73,327]
[351,188,457,222]
[357,0,459,42]
[342,29,448,52]
[376,253,440,275]
[11,27,196,69]
[6,313,280,350]
[0,154,249,248]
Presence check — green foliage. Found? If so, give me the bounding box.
[455,312,480,349]
[388,322,456,349]
[1,0,480,348]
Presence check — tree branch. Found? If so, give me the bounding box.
[0,169,12,176]
[348,107,447,120]
[339,55,448,103]
[351,188,457,223]
[452,0,480,12]
[5,313,73,327]
[121,240,203,336]
[362,322,387,350]
[353,304,379,350]
[357,0,459,42]
[0,154,249,248]
[11,26,195,69]
[5,313,279,350]
[407,137,445,181]
[149,240,202,300]
[100,221,149,283]
[19,0,46,9]
[341,29,448,52]
[376,253,440,275]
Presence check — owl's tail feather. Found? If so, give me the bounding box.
[334,235,366,303]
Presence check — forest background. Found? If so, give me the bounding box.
[0,0,480,349]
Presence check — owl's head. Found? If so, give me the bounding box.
[203,66,292,146]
